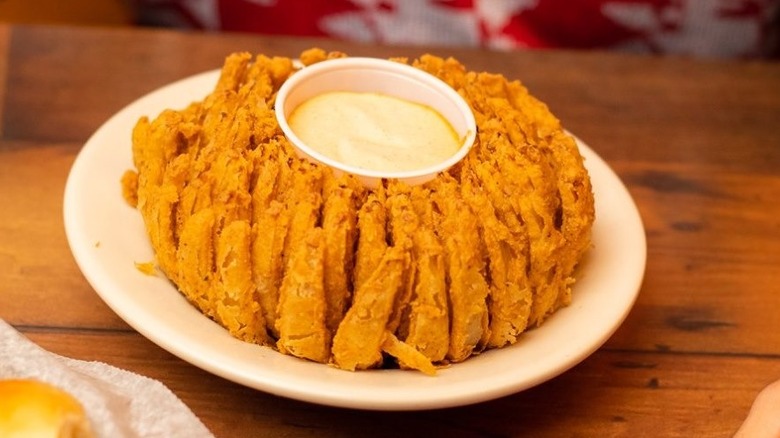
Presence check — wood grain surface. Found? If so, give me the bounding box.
[1,24,779,437]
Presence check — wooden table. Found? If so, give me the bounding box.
[1,23,779,437]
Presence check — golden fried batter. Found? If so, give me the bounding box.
[385,181,418,334]
[431,175,491,361]
[332,246,405,371]
[216,219,266,344]
[276,227,330,362]
[123,49,595,374]
[321,172,364,334]
[352,189,387,293]
[403,223,449,363]
[381,331,437,376]
[176,208,216,316]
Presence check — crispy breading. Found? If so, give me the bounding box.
[461,164,532,347]
[546,131,595,309]
[216,220,268,345]
[430,175,491,362]
[138,182,179,278]
[460,160,532,348]
[403,225,449,362]
[381,331,437,376]
[274,162,324,344]
[386,181,418,334]
[250,198,288,338]
[493,112,564,327]
[275,227,330,362]
[213,52,252,94]
[299,47,348,66]
[120,170,138,207]
[124,49,595,373]
[281,161,323,268]
[402,186,450,362]
[321,171,363,334]
[250,141,294,337]
[175,207,216,317]
[332,246,405,371]
[132,110,198,278]
[352,188,387,293]
[469,74,573,327]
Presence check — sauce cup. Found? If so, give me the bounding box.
[274,57,477,188]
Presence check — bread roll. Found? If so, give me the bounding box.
[0,379,94,438]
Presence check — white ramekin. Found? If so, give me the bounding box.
[274,57,476,188]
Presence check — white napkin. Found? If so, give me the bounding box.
[0,319,215,438]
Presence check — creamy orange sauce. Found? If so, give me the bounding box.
[288,91,461,172]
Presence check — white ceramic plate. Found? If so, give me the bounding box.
[64,69,646,411]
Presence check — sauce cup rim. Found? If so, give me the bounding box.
[275,56,477,187]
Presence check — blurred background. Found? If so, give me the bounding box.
[1,0,777,59]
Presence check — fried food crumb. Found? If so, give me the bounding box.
[134,261,157,276]
[121,170,138,207]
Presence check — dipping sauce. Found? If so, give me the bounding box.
[287,91,462,173]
